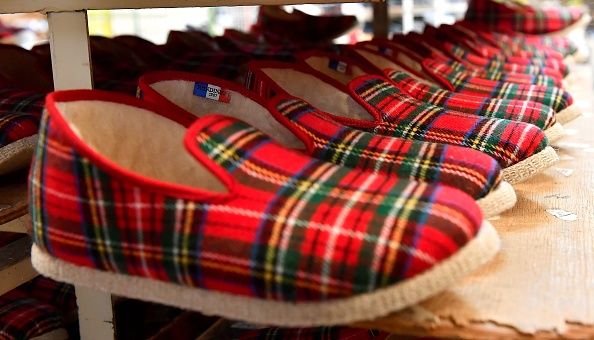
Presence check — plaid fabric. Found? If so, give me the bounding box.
[139,72,501,200]
[31,94,483,303]
[490,31,577,56]
[0,290,64,340]
[237,326,390,339]
[255,6,358,44]
[0,111,40,148]
[0,89,46,117]
[163,51,252,81]
[349,76,548,168]
[275,98,502,199]
[16,277,76,314]
[430,54,561,88]
[444,42,568,77]
[443,24,566,60]
[423,59,573,112]
[387,70,556,129]
[463,0,584,34]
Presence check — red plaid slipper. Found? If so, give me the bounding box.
[454,21,578,57]
[422,25,568,72]
[16,277,76,315]
[30,89,500,327]
[254,5,358,45]
[440,23,566,61]
[235,325,390,339]
[0,44,54,92]
[463,0,589,35]
[0,290,67,340]
[356,38,563,89]
[0,111,40,176]
[246,60,558,184]
[138,71,512,217]
[421,58,581,125]
[334,46,564,142]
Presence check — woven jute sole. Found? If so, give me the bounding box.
[0,135,38,176]
[502,146,558,184]
[545,122,565,143]
[556,104,582,125]
[477,181,516,218]
[31,221,500,327]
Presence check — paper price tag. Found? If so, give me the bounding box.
[556,168,574,177]
[546,209,578,221]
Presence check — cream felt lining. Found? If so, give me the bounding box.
[303,56,368,85]
[56,100,227,193]
[261,68,374,121]
[354,48,439,87]
[150,80,305,149]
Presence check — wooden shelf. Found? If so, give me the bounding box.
[0,236,37,296]
[350,62,594,339]
[0,0,377,14]
[0,168,29,226]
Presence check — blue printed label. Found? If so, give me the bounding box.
[328,59,348,74]
[193,82,230,102]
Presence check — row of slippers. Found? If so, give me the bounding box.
[1,3,591,337]
[26,31,585,332]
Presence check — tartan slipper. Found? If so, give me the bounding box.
[246,60,558,184]
[235,325,390,339]
[394,31,567,80]
[0,44,54,92]
[30,89,500,327]
[16,277,76,315]
[463,0,589,35]
[422,25,569,74]
[0,290,67,340]
[0,111,40,176]
[454,20,578,56]
[441,23,566,61]
[421,58,581,125]
[138,71,512,217]
[357,39,563,88]
[334,46,564,143]
[255,5,358,44]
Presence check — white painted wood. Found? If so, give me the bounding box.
[0,0,369,14]
[47,11,93,90]
[47,10,114,340]
[401,0,414,33]
[75,286,116,340]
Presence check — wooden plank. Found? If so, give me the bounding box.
[372,2,388,39]
[0,236,38,296]
[0,168,28,225]
[0,0,377,14]
[350,62,594,338]
[1,215,29,234]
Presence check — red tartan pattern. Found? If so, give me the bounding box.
[386,70,557,130]
[292,48,557,130]
[0,112,40,148]
[443,42,565,78]
[16,277,76,314]
[422,59,573,112]
[30,90,483,303]
[0,290,64,340]
[443,42,568,77]
[442,24,566,60]
[0,88,46,116]
[348,76,549,168]
[237,325,390,339]
[430,54,560,88]
[139,72,501,200]
[244,62,548,168]
[463,0,585,34]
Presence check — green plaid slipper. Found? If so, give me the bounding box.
[139,71,514,217]
[246,60,559,185]
[30,89,500,327]
[296,48,564,143]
